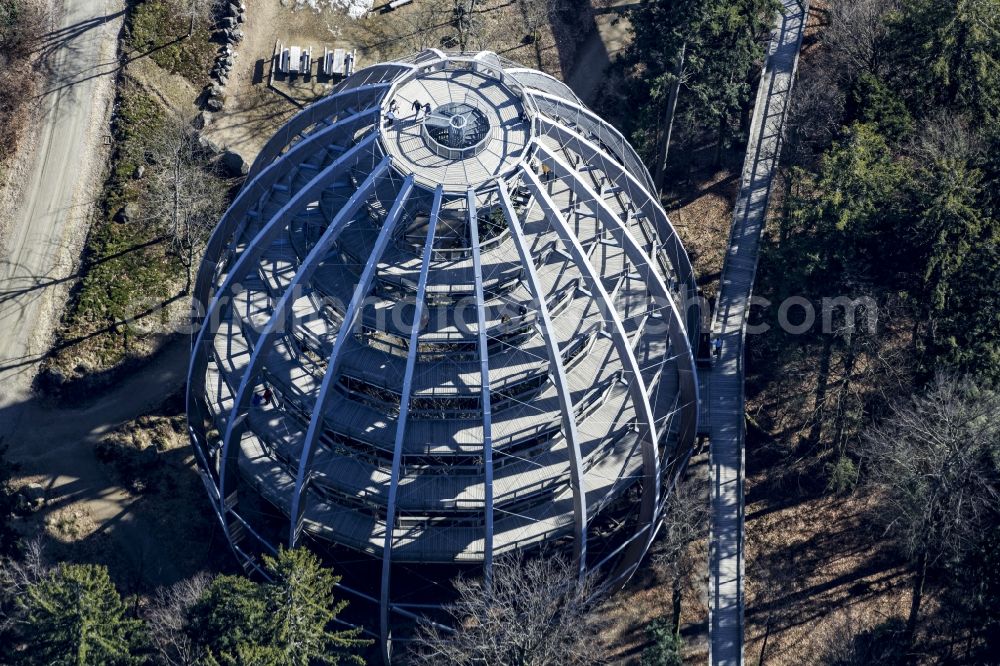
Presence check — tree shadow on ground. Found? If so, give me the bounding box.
[2,342,231,595]
[23,442,233,596]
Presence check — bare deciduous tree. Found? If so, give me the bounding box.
[146,572,212,666]
[859,375,1000,644]
[452,0,480,52]
[786,0,899,163]
[520,0,550,38]
[911,110,983,165]
[397,0,454,53]
[0,538,47,637]
[143,115,229,294]
[0,0,51,163]
[518,0,552,67]
[824,0,899,81]
[651,474,708,636]
[410,554,608,665]
[351,0,453,57]
[156,0,217,37]
[785,60,845,163]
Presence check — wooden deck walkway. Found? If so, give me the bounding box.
[707,2,808,664]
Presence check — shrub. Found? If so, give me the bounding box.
[641,616,682,666]
[826,455,858,494]
[0,0,48,164]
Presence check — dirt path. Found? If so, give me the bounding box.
[0,0,202,559]
[0,0,124,414]
[3,336,197,586]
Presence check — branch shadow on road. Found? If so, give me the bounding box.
[33,11,126,100]
[35,10,126,57]
[0,236,181,384]
[33,10,194,108]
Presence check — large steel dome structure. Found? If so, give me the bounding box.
[187,49,700,658]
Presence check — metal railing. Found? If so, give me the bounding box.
[707,1,809,664]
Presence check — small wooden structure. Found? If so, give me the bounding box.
[322,47,357,78]
[276,43,314,76]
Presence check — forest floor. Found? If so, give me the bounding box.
[6,336,229,594]
[564,0,635,103]
[599,447,713,664]
[742,463,912,664]
[740,219,915,664]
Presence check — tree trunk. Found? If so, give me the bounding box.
[804,334,834,453]
[457,0,476,52]
[671,577,682,635]
[911,315,922,354]
[185,242,194,295]
[654,43,686,195]
[831,327,858,457]
[714,113,726,167]
[778,168,793,245]
[945,19,967,107]
[906,550,928,645]
[758,616,772,665]
[172,153,181,254]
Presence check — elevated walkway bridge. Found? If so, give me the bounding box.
[705,1,809,664]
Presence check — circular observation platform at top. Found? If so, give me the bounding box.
[380,59,532,191]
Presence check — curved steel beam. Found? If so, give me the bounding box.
[216,157,392,513]
[534,116,701,342]
[246,83,390,180]
[289,174,416,546]
[188,133,380,438]
[192,108,380,328]
[532,141,699,454]
[525,90,655,195]
[341,61,420,86]
[504,68,584,105]
[531,114,689,284]
[466,189,495,585]
[377,184,442,664]
[496,179,589,576]
[532,142,700,575]
[519,163,661,545]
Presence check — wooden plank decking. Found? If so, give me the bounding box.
[708,2,808,664]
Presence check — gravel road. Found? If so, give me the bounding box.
[0,0,124,425]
